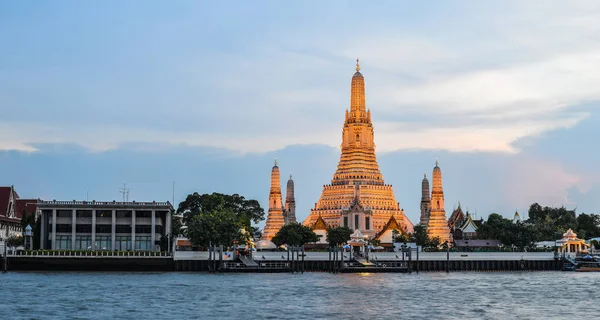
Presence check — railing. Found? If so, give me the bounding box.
[38,200,172,207]
[13,250,171,258]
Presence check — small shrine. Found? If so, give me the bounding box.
[347,229,368,254]
[556,229,589,253]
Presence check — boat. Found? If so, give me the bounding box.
[574,254,600,272]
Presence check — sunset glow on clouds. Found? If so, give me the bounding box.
[1,1,600,221]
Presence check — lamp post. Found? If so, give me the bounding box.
[24,225,33,250]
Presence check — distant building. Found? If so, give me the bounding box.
[448,205,483,240]
[0,186,39,239]
[37,200,173,251]
[513,211,521,223]
[262,159,296,240]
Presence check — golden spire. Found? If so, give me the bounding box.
[355,58,360,72]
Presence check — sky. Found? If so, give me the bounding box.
[1,1,600,227]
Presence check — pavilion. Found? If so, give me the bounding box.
[556,229,589,254]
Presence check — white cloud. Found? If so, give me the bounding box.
[2,2,600,154]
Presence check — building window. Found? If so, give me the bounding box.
[96,224,112,234]
[365,217,370,230]
[56,224,72,233]
[136,211,152,218]
[135,225,152,234]
[115,236,131,251]
[135,236,152,251]
[343,217,348,228]
[95,236,111,250]
[57,210,72,218]
[355,215,359,229]
[155,225,163,234]
[116,225,132,233]
[96,210,111,218]
[56,235,71,249]
[75,236,92,250]
[116,211,132,219]
[76,210,93,218]
[76,224,92,233]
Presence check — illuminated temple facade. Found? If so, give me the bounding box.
[302,60,414,238]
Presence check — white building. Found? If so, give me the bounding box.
[38,200,173,251]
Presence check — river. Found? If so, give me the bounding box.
[0,271,597,319]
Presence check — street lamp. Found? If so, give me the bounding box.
[24,224,33,250]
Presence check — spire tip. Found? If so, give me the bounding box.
[355,58,360,72]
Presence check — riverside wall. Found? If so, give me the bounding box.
[2,251,565,272]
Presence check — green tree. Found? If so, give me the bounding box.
[394,232,410,243]
[576,213,600,239]
[272,223,319,247]
[326,226,352,247]
[526,203,577,240]
[5,235,24,247]
[425,236,441,249]
[20,210,39,249]
[177,192,265,230]
[186,209,248,248]
[171,215,183,237]
[410,225,429,246]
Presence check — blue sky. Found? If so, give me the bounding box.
[2,1,600,227]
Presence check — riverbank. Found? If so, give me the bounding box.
[2,251,566,272]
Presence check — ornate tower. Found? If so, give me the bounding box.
[262,158,286,240]
[303,60,414,236]
[427,160,452,243]
[285,173,297,224]
[420,172,431,226]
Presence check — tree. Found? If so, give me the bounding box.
[6,235,23,247]
[327,226,352,247]
[576,213,600,239]
[177,192,265,230]
[177,192,264,248]
[186,209,248,248]
[425,236,441,249]
[20,210,40,249]
[171,215,183,237]
[526,203,577,240]
[410,225,428,246]
[272,223,319,247]
[394,232,410,243]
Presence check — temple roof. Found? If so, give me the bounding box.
[373,215,404,240]
[459,213,479,233]
[312,215,328,231]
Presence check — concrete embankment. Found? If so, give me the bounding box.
[7,256,173,271]
[173,251,565,272]
[3,251,565,272]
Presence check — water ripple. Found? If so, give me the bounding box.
[1,271,599,319]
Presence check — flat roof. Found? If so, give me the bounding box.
[37,200,173,210]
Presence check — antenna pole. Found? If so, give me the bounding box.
[119,183,130,202]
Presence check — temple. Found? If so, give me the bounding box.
[302,60,413,237]
[262,159,296,240]
[419,173,431,226]
[424,160,452,243]
[285,173,296,224]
